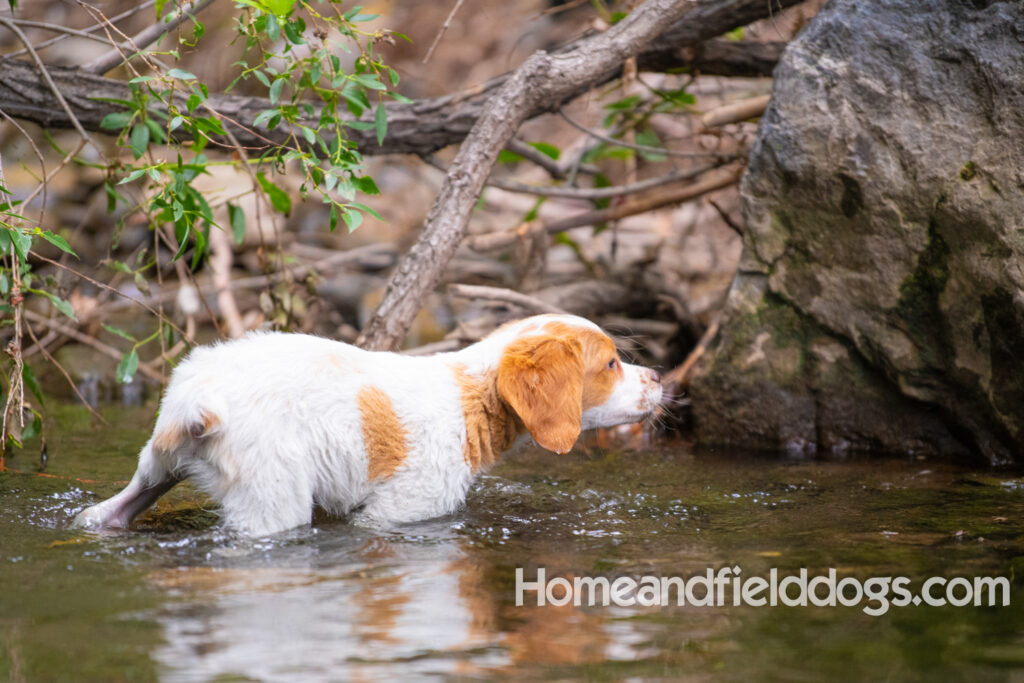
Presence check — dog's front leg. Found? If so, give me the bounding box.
[73,442,181,530]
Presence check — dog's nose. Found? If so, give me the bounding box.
[649,369,661,384]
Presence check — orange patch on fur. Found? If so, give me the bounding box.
[152,410,221,455]
[542,321,622,409]
[451,364,522,471]
[496,333,584,454]
[152,424,184,454]
[357,386,408,481]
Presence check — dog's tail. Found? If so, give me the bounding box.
[152,407,223,456]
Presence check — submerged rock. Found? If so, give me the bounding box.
[691,0,1024,464]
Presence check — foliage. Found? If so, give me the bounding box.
[0,0,404,457]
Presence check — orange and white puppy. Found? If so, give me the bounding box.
[73,314,663,536]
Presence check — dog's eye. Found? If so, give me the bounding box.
[607,358,617,369]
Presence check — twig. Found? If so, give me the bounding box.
[401,339,464,356]
[448,284,570,315]
[22,310,164,384]
[84,0,217,75]
[96,243,397,312]
[469,163,744,251]
[663,318,720,392]
[23,318,108,425]
[422,0,466,64]
[700,94,771,130]
[31,254,195,345]
[559,109,722,159]
[7,18,130,46]
[504,138,567,179]
[0,107,47,225]
[426,154,723,199]
[0,15,101,153]
[2,2,156,59]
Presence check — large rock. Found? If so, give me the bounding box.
[691,0,1024,464]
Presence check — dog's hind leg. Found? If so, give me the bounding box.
[72,440,181,530]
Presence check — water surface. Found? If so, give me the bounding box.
[2,402,1023,681]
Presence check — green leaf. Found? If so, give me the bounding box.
[102,324,137,343]
[497,149,524,164]
[130,123,150,159]
[269,78,285,104]
[342,207,362,232]
[228,203,246,244]
[116,349,140,384]
[166,68,196,81]
[635,128,666,161]
[265,0,296,16]
[100,112,132,130]
[348,201,382,220]
[283,18,306,44]
[256,172,292,216]
[9,230,31,264]
[22,364,44,406]
[374,102,387,146]
[29,289,76,321]
[350,73,386,91]
[22,413,42,441]
[37,230,77,257]
[118,168,148,185]
[350,176,379,195]
[528,141,561,160]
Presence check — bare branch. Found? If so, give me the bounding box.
[422,0,466,64]
[700,93,771,129]
[448,284,570,315]
[0,0,801,157]
[84,0,217,75]
[356,0,703,351]
[3,1,156,59]
[0,15,101,153]
[559,109,720,159]
[468,163,743,251]
[22,310,164,384]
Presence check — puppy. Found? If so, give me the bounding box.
[73,314,663,536]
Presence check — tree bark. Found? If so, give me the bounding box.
[356,0,714,351]
[0,0,798,158]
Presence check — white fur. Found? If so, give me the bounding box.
[73,314,663,536]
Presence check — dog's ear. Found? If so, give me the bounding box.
[497,334,584,454]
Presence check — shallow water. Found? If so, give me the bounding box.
[2,402,1024,681]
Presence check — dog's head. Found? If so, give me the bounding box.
[494,316,662,454]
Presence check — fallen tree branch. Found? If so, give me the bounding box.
[356,0,699,351]
[468,162,743,251]
[700,93,771,129]
[448,283,570,315]
[0,0,800,157]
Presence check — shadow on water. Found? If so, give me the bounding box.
[2,401,1024,680]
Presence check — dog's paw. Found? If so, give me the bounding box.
[71,504,122,531]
